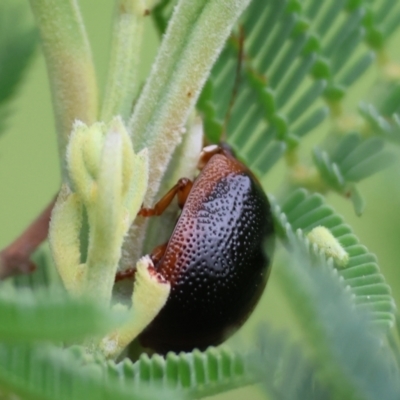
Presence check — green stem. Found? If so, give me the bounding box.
[29,0,98,179]
[101,0,149,123]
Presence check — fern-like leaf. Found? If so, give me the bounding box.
[273,188,396,332]
[313,132,395,214]
[194,0,399,179]
[253,326,332,400]
[0,344,175,400]
[0,284,126,342]
[377,82,400,116]
[302,0,374,101]
[276,246,400,399]
[101,330,331,399]
[102,346,255,399]
[363,0,400,48]
[359,101,400,143]
[198,0,328,175]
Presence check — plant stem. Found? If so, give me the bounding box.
[29,0,98,179]
[0,198,56,279]
[101,0,149,123]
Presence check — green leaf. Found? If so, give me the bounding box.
[253,326,332,400]
[0,344,175,400]
[274,188,396,332]
[349,184,365,216]
[314,133,395,184]
[359,102,400,143]
[155,1,399,186]
[0,1,37,134]
[377,84,400,117]
[0,284,126,342]
[364,0,400,43]
[196,0,395,178]
[313,147,345,192]
[104,346,256,399]
[201,0,328,151]
[276,248,400,399]
[109,331,331,400]
[313,132,395,212]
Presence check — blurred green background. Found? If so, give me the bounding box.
[1,2,400,399]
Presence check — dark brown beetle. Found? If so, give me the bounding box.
[118,144,274,353]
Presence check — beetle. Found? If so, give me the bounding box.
[118,143,274,353]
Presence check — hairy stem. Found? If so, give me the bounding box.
[101,0,150,122]
[29,0,98,179]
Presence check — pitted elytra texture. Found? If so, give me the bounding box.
[139,152,274,353]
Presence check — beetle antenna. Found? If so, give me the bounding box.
[221,25,245,143]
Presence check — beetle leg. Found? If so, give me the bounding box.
[114,243,168,282]
[138,178,193,217]
[150,243,168,265]
[115,267,136,282]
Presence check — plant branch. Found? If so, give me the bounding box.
[0,198,56,279]
[29,0,98,179]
